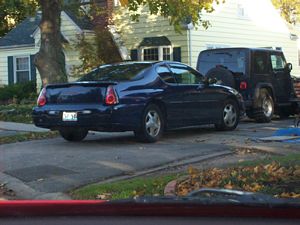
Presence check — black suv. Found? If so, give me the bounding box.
[197,48,300,122]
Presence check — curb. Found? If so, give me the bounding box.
[164,180,177,196]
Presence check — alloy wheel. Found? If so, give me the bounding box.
[223,104,237,127]
[262,97,273,118]
[145,110,161,137]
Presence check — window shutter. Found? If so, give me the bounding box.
[7,56,14,85]
[30,55,37,81]
[130,49,138,61]
[173,47,181,62]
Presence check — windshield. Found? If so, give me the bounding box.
[1,0,300,215]
[198,50,246,75]
[79,63,152,82]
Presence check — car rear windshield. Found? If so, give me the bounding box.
[197,50,246,75]
[79,63,152,82]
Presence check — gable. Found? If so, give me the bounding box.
[0,13,41,48]
[0,11,93,49]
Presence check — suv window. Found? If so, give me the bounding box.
[270,54,286,71]
[198,50,246,75]
[253,52,269,74]
[156,66,176,84]
[170,64,202,85]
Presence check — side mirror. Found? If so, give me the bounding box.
[286,63,292,72]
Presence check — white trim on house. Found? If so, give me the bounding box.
[13,55,31,83]
[0,44,35,49]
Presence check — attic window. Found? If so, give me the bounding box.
[237,2,248,19]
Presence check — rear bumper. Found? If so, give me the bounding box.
[32,103,144,132]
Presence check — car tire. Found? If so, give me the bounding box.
[59,128,88,142]
[253,89,274,123]
[134,104,164,143]
[215,99,239,131]
[206,67,236,88]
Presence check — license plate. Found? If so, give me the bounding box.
[62,112,77,122]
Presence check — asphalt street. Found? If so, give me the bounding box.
[0,118,299,199]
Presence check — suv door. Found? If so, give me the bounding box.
[269,52,291,103]
[251,50,274,93]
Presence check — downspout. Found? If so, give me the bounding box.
[188,28,192,66]
[187,23,194,66]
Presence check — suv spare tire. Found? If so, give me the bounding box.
[206,67,236,88]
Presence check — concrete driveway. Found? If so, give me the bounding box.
[0,118,298,199]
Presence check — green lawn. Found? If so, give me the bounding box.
[71,153,300,200]
[71,174,180,200]
[0,104,34,124]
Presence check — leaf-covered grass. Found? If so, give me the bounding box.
[233,153,300,168]
[71,174,180,200]
[0,104,34,124]
[0,131,59,145]
[177,153,300,198]
[71,154,300,200]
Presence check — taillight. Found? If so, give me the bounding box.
[240,81,248,90]
[105,85,118,105]
[37,88,47,107]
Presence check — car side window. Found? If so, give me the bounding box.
[156,66,176,84]
[253,52,269,74]
[270,54,286,71]
[169,64,202,85]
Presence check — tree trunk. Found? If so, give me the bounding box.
[34,0,67,86]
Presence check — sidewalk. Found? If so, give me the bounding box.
[0,121,48,133]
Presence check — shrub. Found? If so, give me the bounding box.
[0,81,37,104]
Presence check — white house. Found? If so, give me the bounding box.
[0,10,94,87]
[113,0,300,77]
[0,0,299,88]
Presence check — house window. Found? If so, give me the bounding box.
[237,1,248,19]
[206,44,230,49]
[141,46,172,61]
[163,47,171,60]
[143,48,159,61]
[14,56,30,83]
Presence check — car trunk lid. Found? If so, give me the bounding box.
[45,82,117,104]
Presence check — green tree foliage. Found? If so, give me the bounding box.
[73,0,219,74]
[272,0,300,24]
[0,0,39,37]
[125,0,222,32]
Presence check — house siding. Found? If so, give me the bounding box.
[113,7,189,64]
[190,0,300,77]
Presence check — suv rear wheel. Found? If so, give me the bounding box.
[253,89,274,123]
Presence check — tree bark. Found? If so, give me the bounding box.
[34,0,67,86]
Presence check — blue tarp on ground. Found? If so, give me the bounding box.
[273,128,300,143]
[253,128,300,143]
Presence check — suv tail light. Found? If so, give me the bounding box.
[105,85,119,105]
[240,81,248,90]
[37,88,47,107]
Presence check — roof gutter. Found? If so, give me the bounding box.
[0,44,35,49]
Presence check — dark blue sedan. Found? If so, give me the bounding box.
[32,61,244,142]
